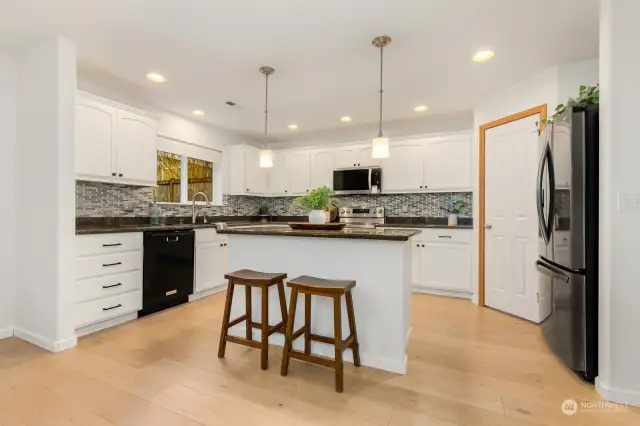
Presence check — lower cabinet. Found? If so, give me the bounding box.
[410,229,472,295]
[194,229,228,294]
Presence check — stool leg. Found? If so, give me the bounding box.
[218,280,235,358]
[281,288,298,376]
[260,284,269,370]
[277,280,288,329]
[333,294,344,393]
[304,294,311,355]
[245,285,252,341]
[345,290,361,367]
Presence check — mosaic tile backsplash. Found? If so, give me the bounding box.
[76,181,472,218]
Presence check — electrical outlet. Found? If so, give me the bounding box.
[402,204,409,213]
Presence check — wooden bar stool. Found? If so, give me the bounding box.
[218,269,288,370]
[280,275,361,393]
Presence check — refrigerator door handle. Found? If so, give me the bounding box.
[546,142,557,233]
[537,141,553,244]
[536,260,570,283]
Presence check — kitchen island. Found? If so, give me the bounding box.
[216,225,420,374]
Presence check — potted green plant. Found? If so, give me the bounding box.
[440,197,469,227]
[535,84,599,135]
[292,186,335,225]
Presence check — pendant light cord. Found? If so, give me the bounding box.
[264,73,269,149]
[378,44,384,138]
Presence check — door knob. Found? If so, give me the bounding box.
[484,224,493,230]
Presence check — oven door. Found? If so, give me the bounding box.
[333,169,372,194]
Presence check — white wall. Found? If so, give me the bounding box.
[0,51,18,339]
[14,38,77,351]
[596,0,640,406]
[268,111,473,150]
[471,59,599,304]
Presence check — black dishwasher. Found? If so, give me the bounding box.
[140,230,195,317]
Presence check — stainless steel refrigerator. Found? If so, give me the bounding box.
[535,105,599,382]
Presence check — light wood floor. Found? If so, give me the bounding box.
[0,293,638,426]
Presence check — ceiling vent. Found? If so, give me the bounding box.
[225,101,237,106]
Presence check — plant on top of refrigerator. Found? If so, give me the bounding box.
[535,83,600,135]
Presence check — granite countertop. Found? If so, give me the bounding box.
[217,225,421,241]
[76,222,221,235]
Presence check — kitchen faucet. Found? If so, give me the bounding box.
[192,192,210,224]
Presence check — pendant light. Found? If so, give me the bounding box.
[259,66,275,168]
[371,35,392,159]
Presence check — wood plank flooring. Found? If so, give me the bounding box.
[1,293,638,425]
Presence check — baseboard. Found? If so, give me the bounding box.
[596,377,640,407]
[14,327,77,352]
[229,326,407,375]
[412,286,472,299]
[0,326,14,340]
[75,312,138,337]
[189,285,226,302]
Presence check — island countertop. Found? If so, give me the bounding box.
[217,225,421,241]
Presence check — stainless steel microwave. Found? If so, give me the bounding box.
[333,167,382,195]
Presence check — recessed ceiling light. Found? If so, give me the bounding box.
[414,105,428,112]
[472,50,495,62]
[192,110,205,116]
[340,116,353,122]
[146,72,167,83]
[288,124,299,130]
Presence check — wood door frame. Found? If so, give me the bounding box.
[478,104,547,306]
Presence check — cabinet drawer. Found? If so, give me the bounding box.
[76,251,141,280]
[422,229,472,244]
[75,270,142,303]
[76,290,142,328]
[195,228,226,244]
[76,233,142,256]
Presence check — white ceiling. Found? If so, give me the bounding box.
[1,0,599,138]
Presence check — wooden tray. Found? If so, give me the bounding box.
[288,222,346,230]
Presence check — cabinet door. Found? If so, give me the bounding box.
[195,241,224,293]
[268,151,290,195]
[411,241,422,286]
[245,147,266,195]
[333,146,358,169]
[289,151,311,195]
[310,149,334,190]
[115,110,157,184]
[357,145,381,167]
[421,242,472,292]
[382,141,424,191]
[75,97,116,179]
[423,134,472,191]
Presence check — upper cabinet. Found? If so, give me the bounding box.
[224,144,266,195]
[357,145,381,167]
[333,144,380,168]
[310,149,334,190]
[267,151,290,196]
[75,92,157,186]
[289,151,311,195]
[423,134,472,191]
[382,140,425,191]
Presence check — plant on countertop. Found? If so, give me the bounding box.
[292,186,335,211]
[535,83,599,135]
[440,197,469,215]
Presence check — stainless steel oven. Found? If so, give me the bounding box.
[333,167,382,195]
[338,206,385,228]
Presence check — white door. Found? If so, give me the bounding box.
[333,146,358,169]
[195,242,225,293]
[357,145,381,167]
[422,242,472,292]
[289,151,311,195]
[245,147,266,195]
[423,134,472,191]
[382,141,424,191]
[115,110,157,184]
[75,97,116,179]
[268,151,290,195]
[310,149,334,189]
[484,114,541,321]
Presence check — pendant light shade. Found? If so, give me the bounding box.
[259,66,275,168]
[371,35,392,159]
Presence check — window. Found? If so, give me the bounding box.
[154,151,216,204]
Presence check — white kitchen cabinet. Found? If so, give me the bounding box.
[75,91,157,186]
[267,150,290,195]
[223,144,266,195]
[310,149,334,189]
[289,150,311,195]
[382,141,425,191]
[357,145,381,167]
[423,134,472,191]
[333,146,359,169]
[195,241,226,293]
